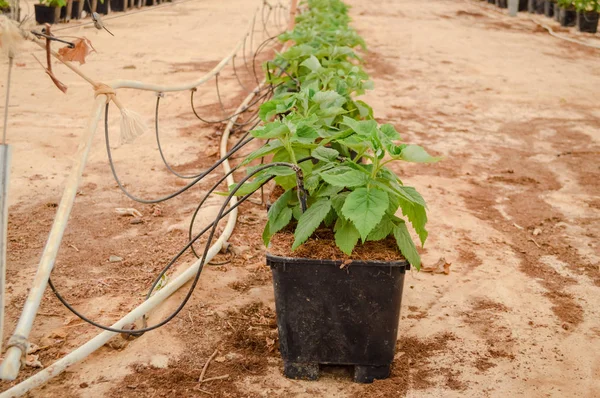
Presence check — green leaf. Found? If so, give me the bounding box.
[320,167,367,188]
[400,145,440,163]
[393,222,421,269]
[311,146,339,162]
[380,124,401,140]
[252,122,289,139]
[316,183,343,198]
[399,199,428,246]
[367,215,395,241]
[341,187,389,241]
[312,90,346,109]
[266,189,294,241]
[334,217,360,255]
[300,55,321,72]
[258,101,277,122]
[354,100,373,118]
[341,116,377,137]
[292,199,332,250]
[241,141,283,165]
[332,191,350,218]
[398,186,427,208]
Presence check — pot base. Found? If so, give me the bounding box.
[283,361,391,383]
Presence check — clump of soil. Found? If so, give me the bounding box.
[269,229,406,262]
[353,332,464,397]
[109,302,278,398]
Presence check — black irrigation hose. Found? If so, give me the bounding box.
[252,35,280,84]
[190,84,273,125]
[48,162,303,335]
[155,95,256,180]
[232,54,252,93]
[106,103,254,204]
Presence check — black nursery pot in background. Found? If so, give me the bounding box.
[559,6,577,26]
[488,0,495,4]
[553,2,560,20]
[496,0,508,9]
[543,0,554,17]
[519,0,528,11]
[34,4,60,24]
[533,0,545,14]
[84,0,109,14]
[577,11,599,33]
[267,253,410,383]
[110,0,126,11]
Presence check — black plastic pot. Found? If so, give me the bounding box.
[267,252,410,383]
[544,0,554,17]
[558,6,577,26]
[577,11,599,33]
[496,0,508,9]
[71,0,82,19]
[534,0,545,14]
[84,0,109,14]
[110,0,126,11]
[519,0,528,11]
[488,0,495,4]
[34,4,60,24]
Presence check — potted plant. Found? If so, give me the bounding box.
[0,0,10,15]
[557,0,578,25]
[34,0,66,24]
[574,0,599,32]
[234,0,436,383]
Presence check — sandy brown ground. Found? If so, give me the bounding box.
[1,0,600,397]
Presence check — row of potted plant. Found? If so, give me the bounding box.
[34,0,153,25]
[488,0,599,33]
[232,0,436,384]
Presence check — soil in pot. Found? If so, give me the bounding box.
[34,4,60,24]
[544,0,554,17]
[559,6,577,26]
[267,230,410,383]
[576,11,599,33]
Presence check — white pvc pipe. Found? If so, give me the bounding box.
[0,144,11,355]
[0,82,263,398]
[0,97,105,382]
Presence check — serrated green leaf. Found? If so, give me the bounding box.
[320,167,367,188]
[380,124,401,140]
[332,191,350,218]
[355,100,373,118]
[259,101,277,122]
[292,199,331,250]
[311,146,339,162]
[334,217,360,255]
[252,122,289,139]
[393,222,421,269]
[367,215,395,241]
[300,55,321,72]
[400,145,440,163]
[312,90,346,109]
[399,199,428,246]
[341,187,389,241]
[341,116,377,137]
[241,141,283,165]
[316,183,343,198]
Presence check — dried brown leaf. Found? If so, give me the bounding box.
[58,37,96,65]
[422,257,451,275]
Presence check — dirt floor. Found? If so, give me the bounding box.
[1,0,600,396]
